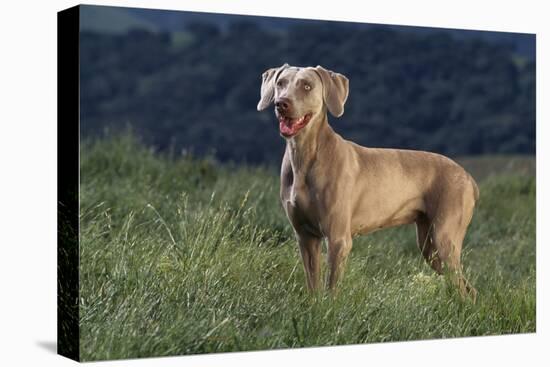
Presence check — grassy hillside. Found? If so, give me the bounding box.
[78,135,535,361]
[456,155,536,182]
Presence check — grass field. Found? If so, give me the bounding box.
[79,135,535,361]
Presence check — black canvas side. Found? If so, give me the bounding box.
[57,5,80,362]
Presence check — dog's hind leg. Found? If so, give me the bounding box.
[415,213,442,274]
[431,197,477,302]
[434,229,477,302]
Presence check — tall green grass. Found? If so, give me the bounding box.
[79,135,535,361]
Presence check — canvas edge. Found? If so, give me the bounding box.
[57,4,80,362]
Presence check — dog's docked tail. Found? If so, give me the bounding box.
[469,174,480,203]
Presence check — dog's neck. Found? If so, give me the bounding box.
[286,112,335,176]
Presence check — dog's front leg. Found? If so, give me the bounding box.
[297,232,322,291]
[326,234,353,291]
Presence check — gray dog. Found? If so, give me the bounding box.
[257,64,478,301]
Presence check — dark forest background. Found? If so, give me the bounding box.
[79,5,536,165]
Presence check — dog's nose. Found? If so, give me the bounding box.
[275,98,290,111]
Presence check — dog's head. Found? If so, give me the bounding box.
[257,64,349,138]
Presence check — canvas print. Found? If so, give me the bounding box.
[57,4,536,362]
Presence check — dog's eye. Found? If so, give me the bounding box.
[276,80,284,87]
[304,84,311,91]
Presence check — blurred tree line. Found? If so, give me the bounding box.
[80,21,535,165]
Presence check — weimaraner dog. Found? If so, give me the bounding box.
[257,63,478,301]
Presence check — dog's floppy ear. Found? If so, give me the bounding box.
[257,63,289,111]
[313,65,349,118]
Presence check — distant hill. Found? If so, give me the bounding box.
[79,5,535,59]
[79,17,535,164]
[126,6,535,59]
[80,5,158,34]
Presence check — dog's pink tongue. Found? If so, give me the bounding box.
[279,119,295,135]
[279,116,303,136]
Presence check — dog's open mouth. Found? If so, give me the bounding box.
[278,113,312,137]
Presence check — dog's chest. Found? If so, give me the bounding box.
[282,174,322,235]
[286,181,309,210]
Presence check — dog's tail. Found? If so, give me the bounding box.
[468,173,480,203]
